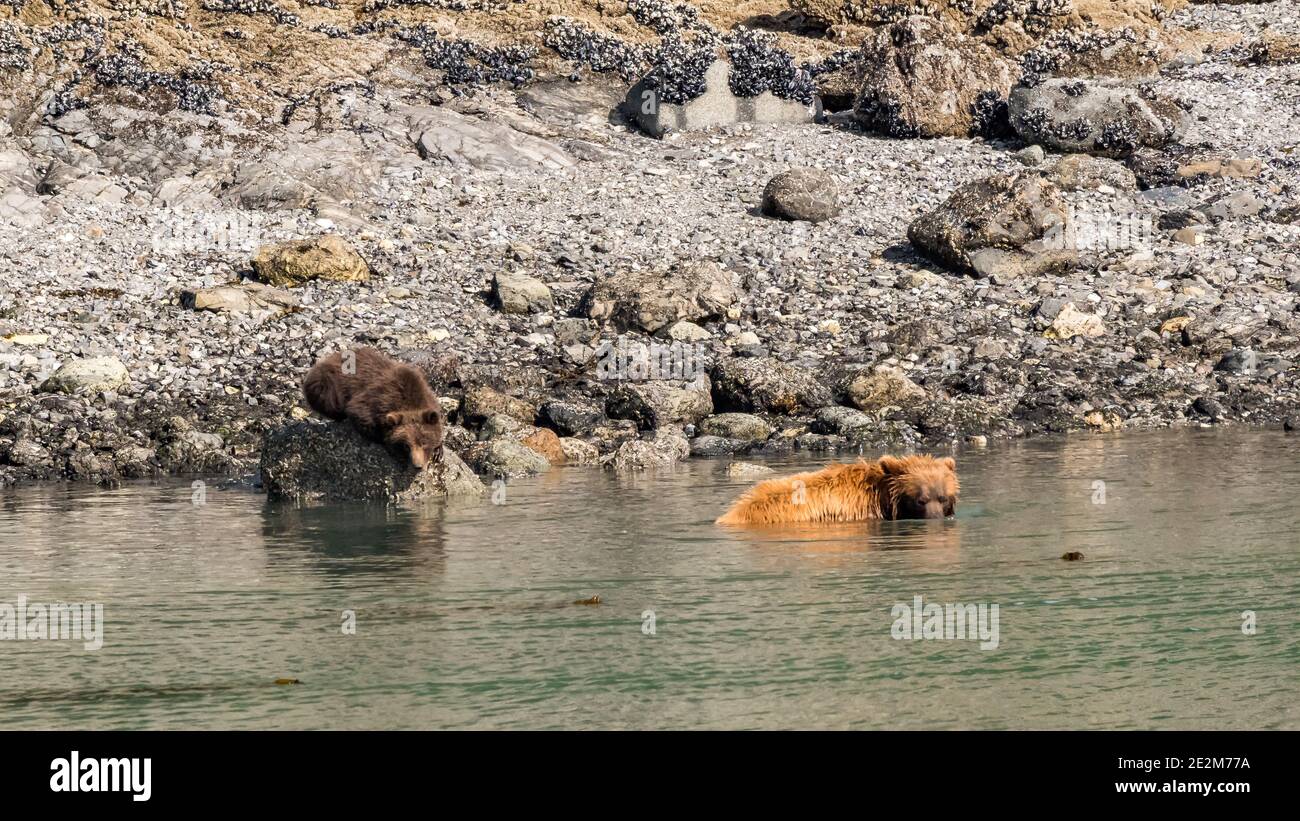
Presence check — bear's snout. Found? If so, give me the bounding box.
[896,494,954,520]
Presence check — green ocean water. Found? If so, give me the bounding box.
[1,429,1297,729]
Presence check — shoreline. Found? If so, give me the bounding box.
[0,412,1282,490]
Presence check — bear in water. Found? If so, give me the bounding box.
[716,455,959,525]
[302,347,445,468]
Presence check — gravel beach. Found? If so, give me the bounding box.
[1,0,1298,487]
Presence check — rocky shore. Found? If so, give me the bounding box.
[1,1,1299,488]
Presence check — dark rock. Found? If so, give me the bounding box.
[1192,396,1228,422]
[260,421,482,502]
[1126,145,1197,189]
[689,435,750,457]
[538,398,606,436]
[1158,209,1204,231]
[1215,348,1258,375]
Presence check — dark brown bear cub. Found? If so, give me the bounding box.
[303,347,445,469]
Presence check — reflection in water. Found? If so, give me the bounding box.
[727,519,964,570]
[0,429,1297,729]
[262,501,449,577]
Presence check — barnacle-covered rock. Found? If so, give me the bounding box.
[854,16,1018,138]
[1008,78,1189,158]
[908,172,1076,276]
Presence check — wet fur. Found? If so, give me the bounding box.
[716,455,959,526]
[303,347,444,468]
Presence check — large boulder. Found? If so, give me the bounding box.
[710,357,833,414]
[6,439,53,468]
[605,375,714,430]
[517,428,567,465]
[41,357,130,394]
[260,421,483,503]
[907,172,1074,277]
[251,234,369,287]
[559,437,600,465]
[698,413,773,442]
[1008,78,1189,158]
[463,439,552,478]
[603,430,691,472]
[811,405,876,436]
[461,385,536,427]
[492,271,553,314]
[538,398,606,436]
[410,105,575,171]
[841,365,927,412]
[854,16,1018,138]
[689,435,751,457]
[181,281,299,317]
[1044,302,1106,340]
[578,261,738,334]
[1048,154,1137,192]
[761,168,841,223]
[1018,25,1171,80]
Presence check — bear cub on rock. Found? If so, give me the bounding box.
[303,347,445,468]
[717,455,959,525]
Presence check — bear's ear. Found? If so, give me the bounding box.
[384,411,403,427]
[878,456,909,475]
[938,456,956,473]
[422,408,442,425]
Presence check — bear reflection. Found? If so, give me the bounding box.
[261,499,448,577]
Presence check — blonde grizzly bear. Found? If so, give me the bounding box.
[716,455,959,526]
